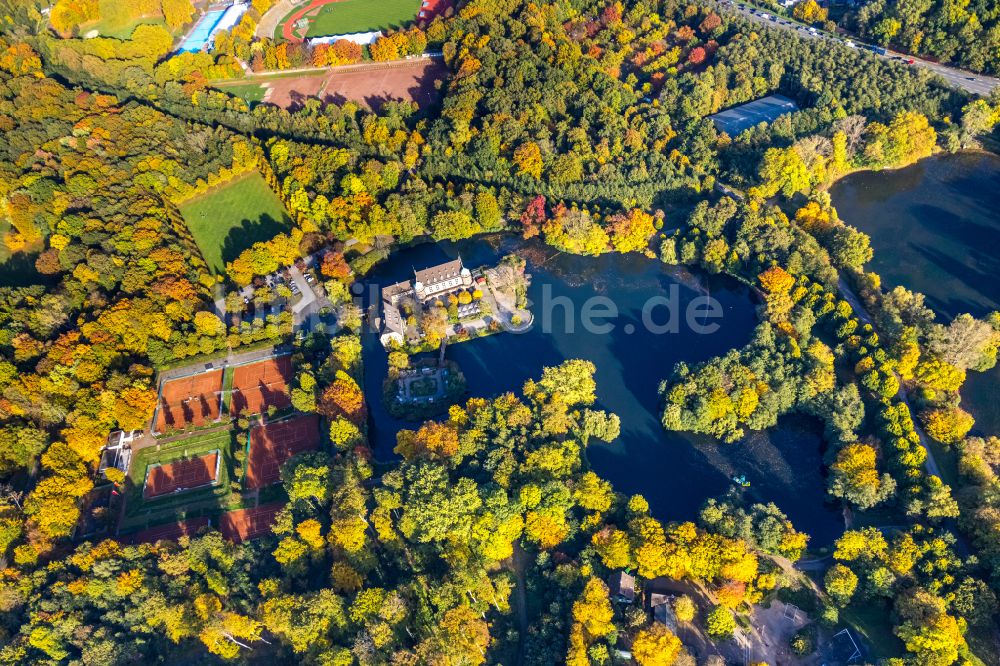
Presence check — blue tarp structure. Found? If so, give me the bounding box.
[177,9,226,53]
[710,94,800,136]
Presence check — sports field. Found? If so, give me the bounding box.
[230,355,294,418]
[125,517,211,545]
[122,429,235,531]
[154,369,224,433]
[220,502,284,542]
[280,0,421,40]
[143,451,220,499]
[216,81,268,103]
[246,414,321,489]
[178,172,292,274]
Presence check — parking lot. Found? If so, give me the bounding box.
[216,253,330,331]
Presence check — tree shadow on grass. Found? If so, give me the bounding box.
[0,252,57,288]
[220,214,293,268]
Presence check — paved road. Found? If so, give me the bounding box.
[288,264,316,316]
[725,1,1000,96]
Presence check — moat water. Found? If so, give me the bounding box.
[830,150,1000,437]
[360,235,844,545]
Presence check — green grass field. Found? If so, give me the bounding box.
[178,172,293,274]
[215,82,267,103]
[81,0,172,39]
[122,429,237,530]
[221,366,235,417]
[93,16,166,39]
[286,0,421,38]
[843,602,904,659]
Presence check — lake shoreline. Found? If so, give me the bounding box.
[358,232,846,544]
[830,149,1000,438]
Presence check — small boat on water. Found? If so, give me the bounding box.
[732,474,750,487]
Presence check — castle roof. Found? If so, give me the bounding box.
[382,280,413,302]
[414,257,465,286]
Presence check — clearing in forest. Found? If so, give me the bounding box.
[245,414,321,489]
[178,171,292,274]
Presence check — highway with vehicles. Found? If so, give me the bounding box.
[725,1,1000,97]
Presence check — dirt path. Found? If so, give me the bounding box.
[837,277,945,480]
[255,0,296,40]
[511,542,529,666]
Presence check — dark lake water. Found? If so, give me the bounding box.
[361,235,844,545]
[830,151,1000,436]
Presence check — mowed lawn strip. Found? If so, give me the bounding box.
[302,0,421,37]
[178,172,292,274]
[123,429,235,528]
[214,81,267,103]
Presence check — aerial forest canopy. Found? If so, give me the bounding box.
[0,0,998,663]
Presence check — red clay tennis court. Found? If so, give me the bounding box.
[245,414,321,489]
[125,517,211,545]
[230,356,294,418]
[220,503,284,543]
[154,369,224,432]
[143,452,220,499]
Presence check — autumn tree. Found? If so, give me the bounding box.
[632,623,683,666]
[607,209,656,254]
[758,146,811,198]
[758,266,796,321]
[318,371,365,424]
[793,0,828,24]
[705,605,735,639]
[50,0,99,34]
[921,407,974,445]
[828,443,896,509]
[571,577,615,643]
[394,421,460,460]
[824,564,858,606]
[513,142,543,179]
[280,452,333,505]
[160,0,195,29]
[519,195,547,239]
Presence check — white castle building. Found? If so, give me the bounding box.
[380,257,474,346]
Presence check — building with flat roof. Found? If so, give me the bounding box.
[710,94,800,136]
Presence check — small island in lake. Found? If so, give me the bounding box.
[383,357,467,420]
[378,253,532,351]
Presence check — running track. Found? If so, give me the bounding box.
[279,0,453,43]
[282,0,344,43]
